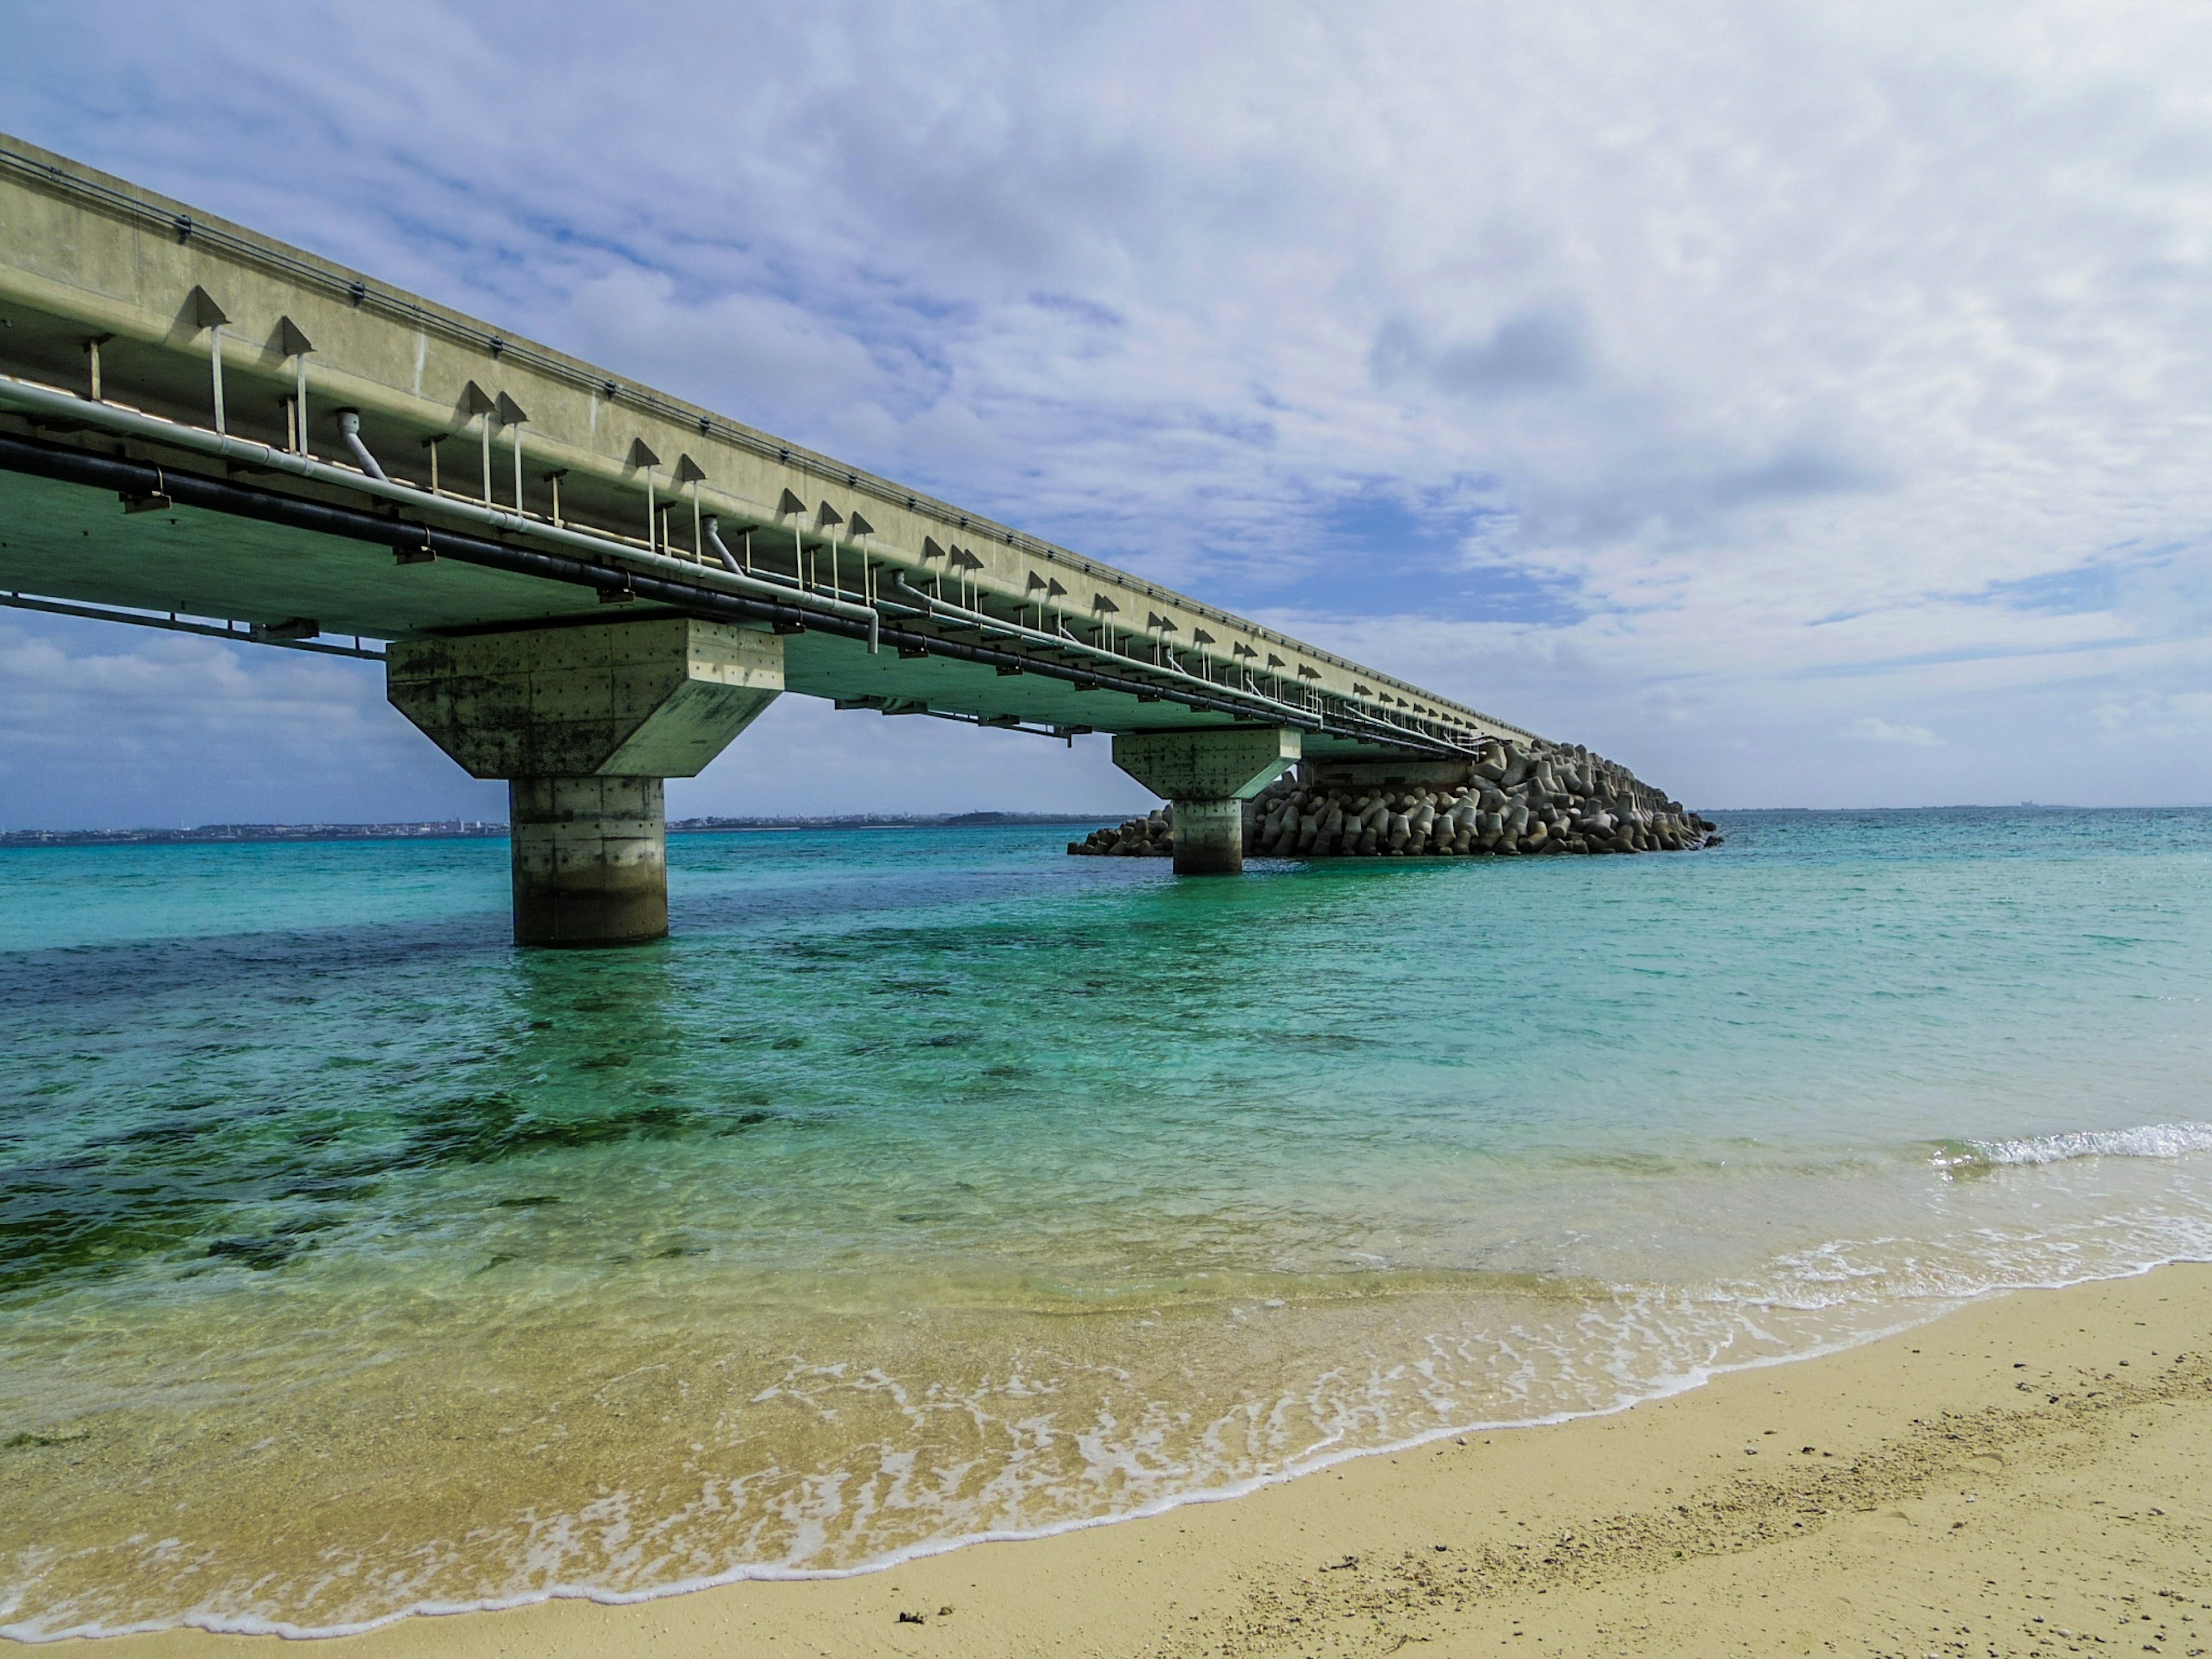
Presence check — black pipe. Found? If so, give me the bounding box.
[0,432,1464,753]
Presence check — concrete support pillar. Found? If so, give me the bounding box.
[1166,796,1245,874]
[509,775,667,946]
[388,617,783,946]
[1111,727,1301,876]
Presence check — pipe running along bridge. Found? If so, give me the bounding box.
[0,134,1541,944]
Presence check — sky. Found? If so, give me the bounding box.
[5,0,2212,827]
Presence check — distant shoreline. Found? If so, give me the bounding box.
[0,813,1115,849]
[7,801,2206,851]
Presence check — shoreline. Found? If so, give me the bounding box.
[56,1258,2212,1657]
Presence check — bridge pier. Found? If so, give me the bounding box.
[388,617,783,946]
[507,775,668,946]
[1111,728,1301,875]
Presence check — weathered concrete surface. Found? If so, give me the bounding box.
[388,618,781,944]
[1111,728,1302,802]
[385,618,782,779]
[510,775,667,946]
[1077,738,1718,861]
[1162,798,1244,875]
[1111,728,1301,874]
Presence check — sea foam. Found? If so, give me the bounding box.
[1942,1121,2212,1170]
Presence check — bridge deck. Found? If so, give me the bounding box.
[0,134,1535,760]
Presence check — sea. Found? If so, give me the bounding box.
[3,807,2210,1639]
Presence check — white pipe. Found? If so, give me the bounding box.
[0,372,893,634]
[704,518,881,650]
[889,573,1317,725]
[888,574,1461,748]
[706,514,741,575]
[334,409,389,483]
[706,521,805,594]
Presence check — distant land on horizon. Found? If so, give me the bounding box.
[6,804,2206,851]
[0,812,1116,849]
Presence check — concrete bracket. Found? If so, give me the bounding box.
[1111,726,1300,804]
[1110,726,1301,874]
[385,615,783,781]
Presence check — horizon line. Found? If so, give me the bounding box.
[4,800,2211,847]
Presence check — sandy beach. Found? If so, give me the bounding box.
[10,9,2212,1655]
[72,1260,2209,1659]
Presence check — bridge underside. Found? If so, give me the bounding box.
[0,461,1392,756]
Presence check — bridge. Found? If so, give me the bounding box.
[0,133,1546,944]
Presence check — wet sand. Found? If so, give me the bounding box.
[78,1262,2212,1658]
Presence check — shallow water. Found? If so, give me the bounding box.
[3,809,2210,1637]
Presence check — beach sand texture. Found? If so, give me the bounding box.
[84,1261,2211,1659]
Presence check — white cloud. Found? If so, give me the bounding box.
[7,1,2212,819]
[0,614,506,830]
[1843,717,1944,748]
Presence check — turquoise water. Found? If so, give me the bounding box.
[4,809,2211,1637]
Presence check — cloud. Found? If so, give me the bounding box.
[1705,447,1879,510]
[0,613,506,830]
[5,1,2212,819]
[1843,717,1943,747]
[1370,310,1590,397]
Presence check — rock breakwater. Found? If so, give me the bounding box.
[1069,736,1716,859]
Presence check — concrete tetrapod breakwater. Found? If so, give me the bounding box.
[1071,736,1718,859]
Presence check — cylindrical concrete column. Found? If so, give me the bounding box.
[1171,797,1244,875]
[509,775,668,946]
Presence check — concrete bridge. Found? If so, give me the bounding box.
[0,134,1544,945]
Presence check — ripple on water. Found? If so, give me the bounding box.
[3,810,2212,1635]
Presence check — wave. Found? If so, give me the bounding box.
[1936,1120,2212,1172]
[21,1240,2212,1645]
[13,1126,2212,1641]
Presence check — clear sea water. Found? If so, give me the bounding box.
[4,808,2211,1638]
